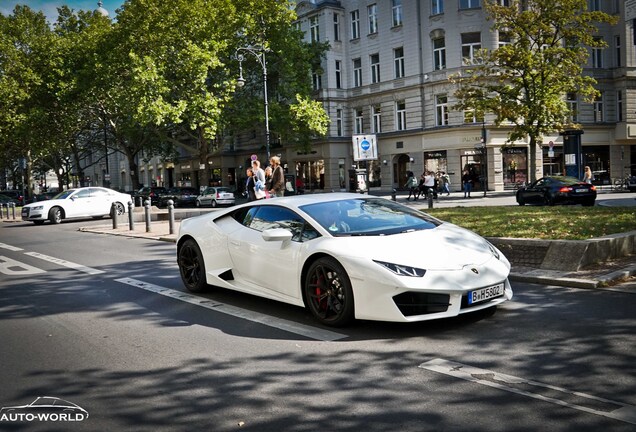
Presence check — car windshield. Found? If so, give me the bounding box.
[216,187,232,193]
[300,198,441,236]
[53,190,76,199]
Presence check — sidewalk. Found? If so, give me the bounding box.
[81,219,636,291]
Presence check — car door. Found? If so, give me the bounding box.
[523,179,547,204]
[62,189,92,217]
[227,205,307,300]
[88,188,114,216]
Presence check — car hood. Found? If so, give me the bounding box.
[320,223,502,271]
[24,198,67,208]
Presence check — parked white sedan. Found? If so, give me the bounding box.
[21,187,132,225]
[177,193,512,326]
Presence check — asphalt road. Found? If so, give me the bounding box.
[1,216,635,431]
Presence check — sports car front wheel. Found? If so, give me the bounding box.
[178,239,208,293]
[304,257,354,327]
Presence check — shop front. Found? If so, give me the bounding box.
[502,147,528,189]
[460,149,485,191]
[424,151,448,175]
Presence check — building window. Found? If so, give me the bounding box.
[333,13,340,41]
[350,10,360,39]
[459,0,480,9]
[368,4,378,35]
[394,47,405,78]
[392,0,403,27]
[617,90,623,122]
[432,0,444,15]
[498,0,510,5]
[433,37,446,70]
[370,53,380,84]
[593,93,604,123]
[353,58,362,87]
[355,108,364,134]
[615,35,621,68]
[592,37,603,68]
[566,93,578,123]
[309,16,319,43]
[463,108,483,124]
[396,101,406,131]
[312,71,322,90]
[461,32,481,64]
[589,0,601,11]
[435,95,449,126]
[372,105,382,133]
[336,109,343,136]
[498,31,512,47]
[335,60,342,89]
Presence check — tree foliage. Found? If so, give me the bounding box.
[0,0,329,191]
[452,0,617,182]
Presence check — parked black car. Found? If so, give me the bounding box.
[0,190,25,205]
[158,187,199,207]
[516,176,596,206]
[0,193,20,205]
[134,186,167,206]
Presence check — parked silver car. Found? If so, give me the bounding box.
[196,187,235,208]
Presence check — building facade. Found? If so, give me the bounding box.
[279,0,635,193]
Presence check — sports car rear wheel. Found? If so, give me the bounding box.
[305,257,354,327]
[178,239,208,293]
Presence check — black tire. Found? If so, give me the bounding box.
[543,193,554,206]
[304,257,354,327]
[48,207,62,224]
[211,200,218,208]
[582,199,595,207]
[110,202,125,217]
[195,200,201,208]
[516,194,525,206]
[178,239,208,293]
[33,220,45,225]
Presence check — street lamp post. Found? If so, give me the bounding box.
[475,121,488,197]
[236,46,270,161]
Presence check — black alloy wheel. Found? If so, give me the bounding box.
[178,239,208,292]
[304,257,354,327]
[543,192,554,206]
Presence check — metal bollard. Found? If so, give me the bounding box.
[4,203,8,219]
[0,203,4,219]
[128,201,135,230]
[144,199,151,233]
[391,189,396,201]
[167,200,175,235]
[111,202,118,229]
[11,202,16,219]
[427,192,434,209]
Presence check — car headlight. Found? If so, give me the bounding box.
[31,206,44,211]
[486,241,500,260]
[373,260,426,277]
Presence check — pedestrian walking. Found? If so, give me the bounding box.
[462,170,473,198]
[405,171,418,200]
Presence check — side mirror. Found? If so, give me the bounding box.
[262,228,293,242]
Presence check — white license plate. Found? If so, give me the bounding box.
[575,188,587,193]
[468,283,504,304]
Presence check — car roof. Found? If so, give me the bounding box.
[248,192,376,208]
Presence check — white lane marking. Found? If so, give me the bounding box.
[115,277,347,342]
[420,358,636,425]
[24,252,104,275]
[0,256,46,275]
[0,242,23,252]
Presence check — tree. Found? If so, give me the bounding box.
[452,0,617,183]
